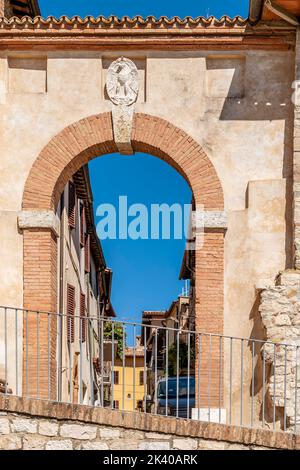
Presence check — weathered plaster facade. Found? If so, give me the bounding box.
[0,6,299,431]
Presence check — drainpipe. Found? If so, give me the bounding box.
[87,274,95,404]
[58,193,65,401]
[248,0,264,25]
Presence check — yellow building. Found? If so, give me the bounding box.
[112,344,145,412]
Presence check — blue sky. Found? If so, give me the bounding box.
[39,1,249,326]
[89,154,192,324]
[39,1,249,19]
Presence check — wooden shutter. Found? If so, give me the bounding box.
[80,292,86,343]
[84,233,90,273]
[113,400,119,410]
[80,202,85,247]
[114,371,119,385]
[139,370,144,386]
[67,284,75,343]
[68,181,76,229]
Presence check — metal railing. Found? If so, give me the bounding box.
[0,306,299,434]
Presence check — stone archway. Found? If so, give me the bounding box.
[21,112,225,408]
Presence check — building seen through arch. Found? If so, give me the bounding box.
[1,0,300,432]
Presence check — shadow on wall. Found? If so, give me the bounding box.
[208,53,294,269]
[248,294,285,430]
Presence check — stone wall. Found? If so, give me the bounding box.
[0,396,299,450]
[259,271,300,429]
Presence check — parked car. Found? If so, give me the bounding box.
[150,376,195,418]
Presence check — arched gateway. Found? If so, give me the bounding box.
[21,112,225,405]
[1,0,297,432]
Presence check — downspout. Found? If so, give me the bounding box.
[87,274,95,404]
[58,193,65,401]
[248,0,264,25]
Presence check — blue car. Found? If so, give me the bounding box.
[153,377,195,419]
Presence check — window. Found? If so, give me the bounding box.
[80,292,86,343]
[139,371,144,386]
[127,393,131,399]
[84,233,90,273]
[113,400,119,410]
[114,371,119,385]
[80,201,85,247]
[67,284,75,343]
[68,181,76,229]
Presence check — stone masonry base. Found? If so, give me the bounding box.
[0,396,300,450]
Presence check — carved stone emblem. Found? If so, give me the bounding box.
[106,57,139,106]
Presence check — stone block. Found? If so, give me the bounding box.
[198,439,226,450]
[226,443,250,450]
[60,424,97,440]
[99,427,121,439]
[81,441,110,450]
[39,420,59,437]
[145,432,171,440]
[0,417,10,435]
[11,417,37,434]
[122,430,145,440]
[23,435,47,450]
[109,439,139,450]
[275,315,292,326]
[45,440,73,450]
[139,441,170,450]
[173,438,198,450]
[0,435,22,450]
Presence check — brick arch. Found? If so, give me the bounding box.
[23,112,224,212]
[22,112,224,406]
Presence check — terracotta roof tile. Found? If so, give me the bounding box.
[0,14,249,29]
[142,311,166,317]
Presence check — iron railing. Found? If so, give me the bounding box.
[0,306,299,433]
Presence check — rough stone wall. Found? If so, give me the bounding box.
[0,410,289,451]
[0,413,256,450]
[259,271,300,429]
[0,396,299,450]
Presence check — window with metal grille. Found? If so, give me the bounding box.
[84,233,90,273]
[114,371,119,385]
[80,201,85,247]
[80,292,86,343]
[67,284,75,343]
[68,181,76,229]
[139,370,144,386]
